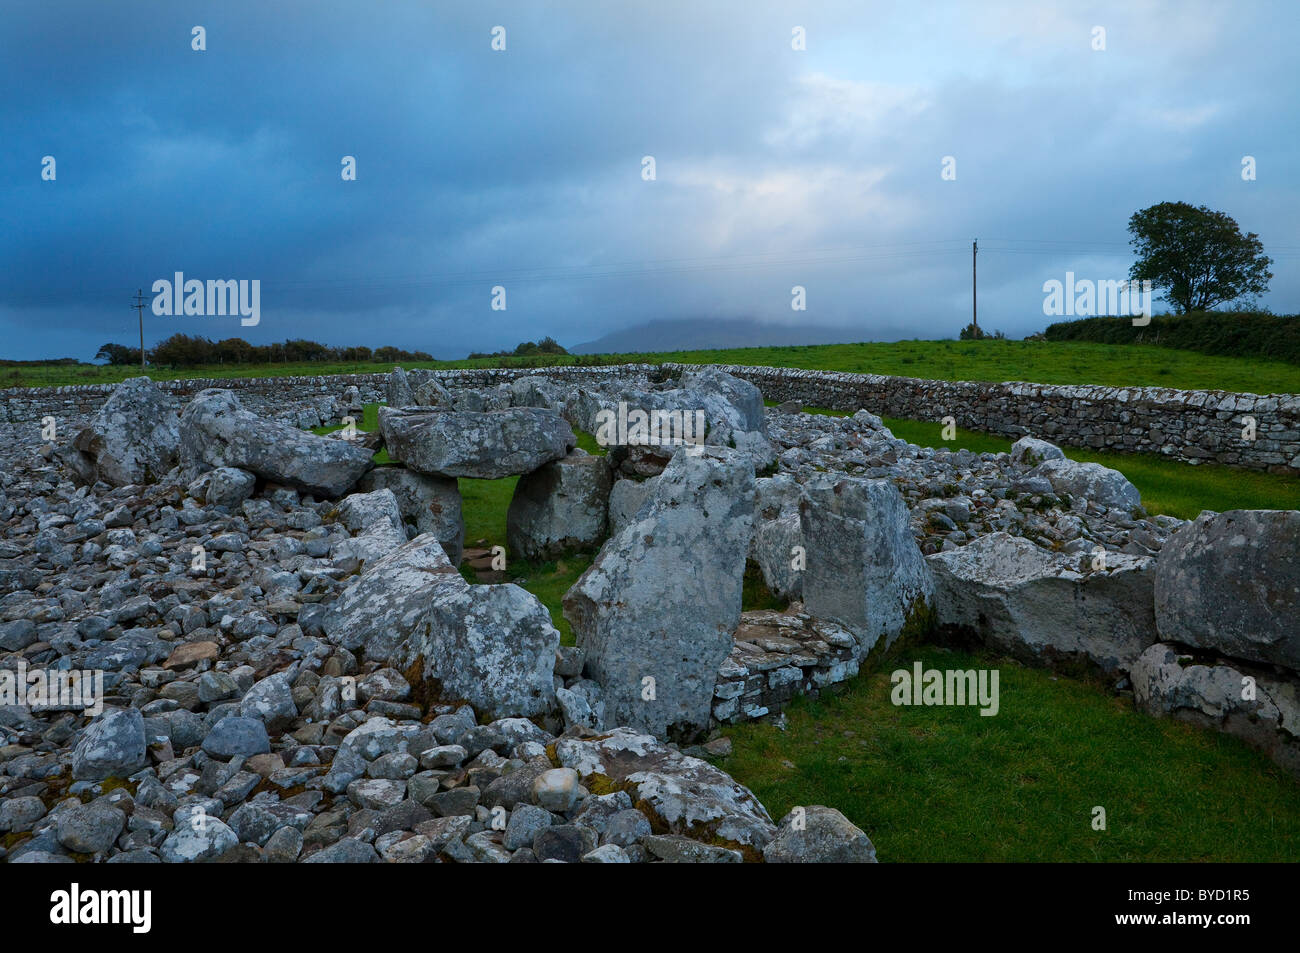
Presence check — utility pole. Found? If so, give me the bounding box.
[972,239,978,332]
[131,289,147,374]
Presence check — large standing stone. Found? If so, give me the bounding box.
[749,474,804,600]
[70,377,180,486]
[1034,458,1142,512]
[555,728,775,855]
[928,533,1157,673]
[322,533,464,661]
[1154,510,1300,672]
[507,451,611,560]
[379,406,574,479]
[396,583,560,720]
[387,367,414,407]
[564,447,755,739]
[71,708,148,781]
[179,389,373,497]
[606,476,656,537]
[357,467,464,564]
[799,475,933,653]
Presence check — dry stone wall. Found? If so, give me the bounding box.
[3,362,1297,474]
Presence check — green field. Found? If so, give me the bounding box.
[12,338,1300,394]
[718,643,1300,862]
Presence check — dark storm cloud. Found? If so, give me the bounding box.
[1,0,1295,360]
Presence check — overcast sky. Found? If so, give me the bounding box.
[2,0,1297,361]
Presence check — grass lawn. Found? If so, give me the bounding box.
[718,643,1300,862]
[14,338,1300,394]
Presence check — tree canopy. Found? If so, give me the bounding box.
[1128,202,1272,313]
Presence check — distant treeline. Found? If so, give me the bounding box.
[1043,311,1300,365]
[467,336,567,359]
[96,334,434,368]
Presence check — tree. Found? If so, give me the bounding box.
[1128,202,1272,313]
[94,343,139,365]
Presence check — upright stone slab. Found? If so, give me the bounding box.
[564,446,755,739]
[749,474,804,600]
[1154,509,1300,672]
[507,451,611,560]
[386,367,414,407]
[1132,643,1300,776]
[606,476,657,537]
[799,474,933,653]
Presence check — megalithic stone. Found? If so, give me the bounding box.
[799,474,934,654]
[564,446,755,740]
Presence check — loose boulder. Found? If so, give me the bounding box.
[188,466,256,508]
[70,377,181,486]
[763,806,878,863]
[1034,458,1141,512]
[71,708,147,781]
[555,727,776,854]
[928,533,1157,673]
[330,488,407,566]
[323,533,464,661]
[397,583,560,720]
[1010,436,1066,467]
[180,389,373,497]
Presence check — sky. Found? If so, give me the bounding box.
[2,0,1297,361]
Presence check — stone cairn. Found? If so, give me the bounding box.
[0,364,1296,864]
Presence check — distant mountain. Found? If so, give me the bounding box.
[571,318,921,355]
